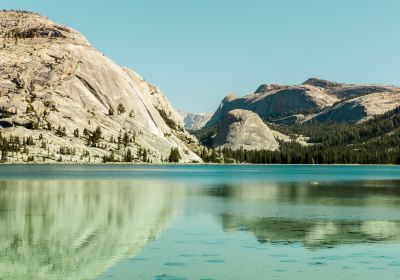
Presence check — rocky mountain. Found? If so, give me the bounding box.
[206,84,339,127]
[307,91,400,123]
[211,109,279,150]
[179,111,212,130]
[206,78,400,127]
[302,78,397,101]
[0,10,201,163]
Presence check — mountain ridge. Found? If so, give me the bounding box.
[206,78,400,127]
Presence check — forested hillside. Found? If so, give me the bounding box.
[195,107,400,164]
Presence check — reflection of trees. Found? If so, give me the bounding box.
[211,180,400,249]
[206,180,400,207]
[221,214,400,249]
[0,180,182,279]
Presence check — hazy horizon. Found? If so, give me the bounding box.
[2,0,400,113]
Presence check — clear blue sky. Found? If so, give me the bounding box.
[2,0,400,112]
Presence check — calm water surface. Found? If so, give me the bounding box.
[0,165,400,279]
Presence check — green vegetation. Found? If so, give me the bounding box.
[86,126,102,147]
[190,126,217,146]
[59,147,76,156]
[0,133,40,162]
[56,126,67,137]
[73,128,79,138]
[117,104,126,115]
[123,132,130,147]
[25,136,34,146]
[124,149,133,162]
[196,107,400,164]
[137,147,148,162]
[102,151,115,163]
[201,142,399,164]
[157,108,182,131]
[168,147,181,163]
[2,100,397,164]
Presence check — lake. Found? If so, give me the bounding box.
[1,165,400,279]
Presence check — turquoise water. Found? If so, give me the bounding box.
[0,165,400,279]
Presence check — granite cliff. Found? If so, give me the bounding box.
[211,109,279,151]
[0,11,201,163]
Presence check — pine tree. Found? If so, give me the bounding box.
[125,149,133,162]
[123,132,129,147]
[73,128,79,138]
[117,104,126,115]
[168,148,181,163]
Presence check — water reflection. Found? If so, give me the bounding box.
[1,176,400,279]
[205,181,400,248]
[206,180,400,206]
[221,215,400,248]
[0,180,183,279]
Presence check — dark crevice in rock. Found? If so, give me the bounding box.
[76,75,107,108]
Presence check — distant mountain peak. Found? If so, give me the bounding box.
[179,111,212,130]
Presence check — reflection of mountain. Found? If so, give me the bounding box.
[208,181,400,248]
[206,180,400,207]
[0,180,182,279]
[222,215,400,249]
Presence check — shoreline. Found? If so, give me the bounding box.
[0,162,399,166]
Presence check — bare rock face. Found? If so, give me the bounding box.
[254,84,289,93]
[148,83,185,128]
[272,114,306,126]
[308,91,400,123]
[207,78,400,127]
[302,78,342,89]
[206,85,339,127]
[0,11,201,163]
[212,109,279,151]
[179,111,212,130]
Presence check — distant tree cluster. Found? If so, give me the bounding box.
[0,132,39,162]
[56,126,67,137]
[1,9,38,15]
[2,26,65,40]
[157,108,183,131]
[201,142,400,165]
[59,147,76,155]
[102,147,151,163]
[137,147,149,162]
[84,126,102,147]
